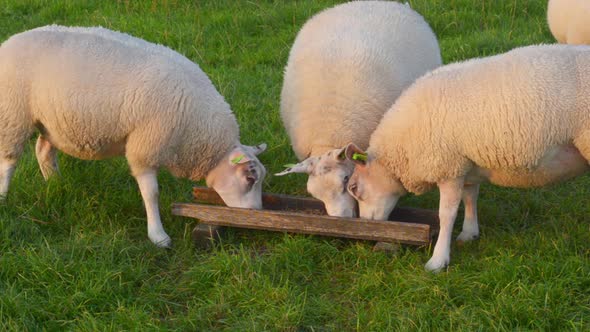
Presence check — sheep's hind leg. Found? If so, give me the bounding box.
[134,169,172,248]
[0,159,17,201]
[425,178,464,272]
[457,183,480,243]
[35,135,60,180]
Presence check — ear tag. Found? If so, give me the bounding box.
[352,153,367,161]
[231,155,245,164]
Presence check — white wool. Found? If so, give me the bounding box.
[369,44,590,194]
[547,0,590,45]
[0,25,239,179]
[280,0,442,160]
[361,43,590,271]
[32,25,197,70]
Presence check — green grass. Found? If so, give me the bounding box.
[1,0,589,330]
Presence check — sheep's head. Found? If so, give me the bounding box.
[206,143,267,209]
[275,147,357,217]
[344,143,407,221]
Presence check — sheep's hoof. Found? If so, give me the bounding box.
[155,239,172,248]
[456,231,479,244]
[424,256,449,273]
[41,169,61,181]
[150,233,172,248]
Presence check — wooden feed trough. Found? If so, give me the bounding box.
[172,186,439,249]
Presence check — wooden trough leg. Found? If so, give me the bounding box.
[192,224,225,250]
[373,241,401,255]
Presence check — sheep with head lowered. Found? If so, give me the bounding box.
[276,1,441,217]
[547,0,590,45]
[344,44,590,272]
[0,25,267,247]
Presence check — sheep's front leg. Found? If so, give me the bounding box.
[457,183,480,243]
[425,178,464,272]
[0,159,17,200]
[35,136,60,180]
[134,170,172,248]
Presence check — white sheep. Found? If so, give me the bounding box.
[0,25,267,247]
[344,44,590,272]
[547,0,590,44]
[276,1,441,217]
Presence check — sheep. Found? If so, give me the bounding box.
[276,1,441,217]
[344,44,590,272]
[547,0,590,45]
[0,25,267,247]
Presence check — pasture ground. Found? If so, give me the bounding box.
[1,0,589,330]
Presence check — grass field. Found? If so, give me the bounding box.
[1,0,589,330]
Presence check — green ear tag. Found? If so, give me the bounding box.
[283,163,297,168]
[352,153,367,161]
[231,155,245,164]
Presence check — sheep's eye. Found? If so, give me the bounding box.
[348,183,358,197]
[342,176,350,193]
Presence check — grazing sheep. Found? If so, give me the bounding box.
[0,25,267,247]
[547,0,590,44]
[276,1,441,217]
[344,44,590,272]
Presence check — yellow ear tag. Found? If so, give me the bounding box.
[231,155,245,164]
[352,153,367,161]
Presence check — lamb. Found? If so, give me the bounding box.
[0,25,267,247]
[547,0,590,44]
[276,1,441,217]
[344,44,590,272]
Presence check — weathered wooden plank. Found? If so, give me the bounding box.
[172,203,432,245]
[192,186,439,230]
[193,186,325,211]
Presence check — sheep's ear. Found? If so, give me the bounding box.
[344,143,368,166]
[229,150,252,165]
[274,157,316,176]
[334,146,347,161]
[243,143,267,156]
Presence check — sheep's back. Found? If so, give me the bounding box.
[281,1,441,160]
[0,26,238,160]
[371,44,590,189]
